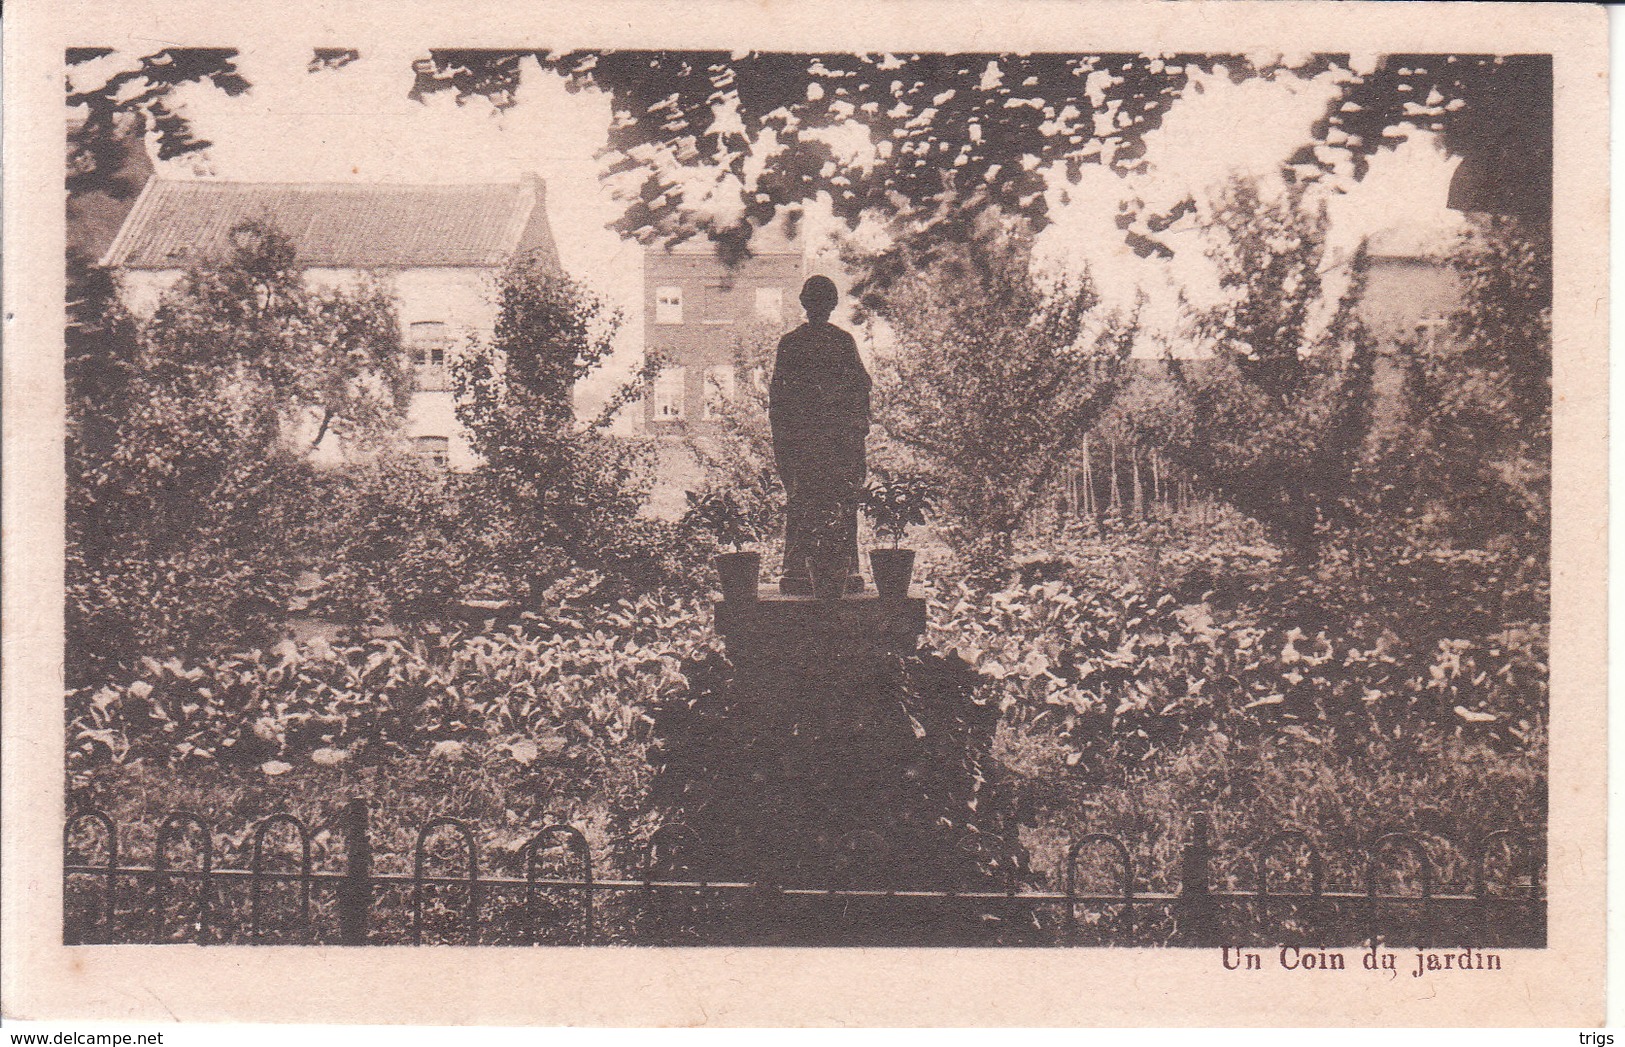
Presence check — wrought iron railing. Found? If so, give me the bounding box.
[63,802,1545,947]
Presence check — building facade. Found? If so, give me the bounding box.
[1360,250,1462,352]
[641,230,806,432]
[101,175,562,471]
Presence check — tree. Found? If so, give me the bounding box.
[414,50,1203,248]
[1091,54,1552,256]
[864,210,1134,567]
[679,324,785,546]
[453,259,661,597]
[65,47,1549,262]
[142,222,411,451]
[299,455,473,624]
[1304,54,1550,220]
[66,223,408,682]
[67,47,249,199]
[406,50,1549,267]
[1163,178,1376,561]
[1387,216,1551,553]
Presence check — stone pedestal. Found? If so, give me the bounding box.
[707,590,931,826]
[714,587,927,664]
[647,585,1031,944]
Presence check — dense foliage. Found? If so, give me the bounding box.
[72,499,1548,786]
[66,224,410,687]
[1384,216,1552,554]
[66,229,705,690]
[68,548,1546,936]
[452,258,670,597]
[937,574,1544,776]
[68,582,708,786]
[865,212,1134,567]
[66,47,250,197]
[66,47,1549,270]
[402,51,1550,262]
[1162,179,1376,560]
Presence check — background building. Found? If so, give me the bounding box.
[1359,228,1462,352]
[641,226,805,432]
[101,175,561,471]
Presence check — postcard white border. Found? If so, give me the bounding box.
[3,0,1607,1026]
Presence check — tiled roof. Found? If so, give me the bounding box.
[102,177,559,270]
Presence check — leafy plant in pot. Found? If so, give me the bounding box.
[859,475,934,597]
[684,490,760,601]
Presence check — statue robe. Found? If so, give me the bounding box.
[768,320,871,593]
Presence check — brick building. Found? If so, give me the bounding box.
[641,226,806,432]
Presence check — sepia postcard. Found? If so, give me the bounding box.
[2,0,1608,1028]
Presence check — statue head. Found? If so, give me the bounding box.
[799,276,839,323]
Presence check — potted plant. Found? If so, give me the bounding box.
[859,475,933,597]
[684,491,760,601]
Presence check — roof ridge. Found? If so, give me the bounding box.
[105,176,559,271]
[501,192,539,265]
[98,176,160,269]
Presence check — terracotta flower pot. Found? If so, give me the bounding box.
[869,548,916,597]
[714,550,761,601]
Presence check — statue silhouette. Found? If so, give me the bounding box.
[769,276,870,595]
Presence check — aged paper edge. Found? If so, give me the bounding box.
[2,0,1608,1027]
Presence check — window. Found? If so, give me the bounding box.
[408,321,452,391]
[655,286,683,324]
[702,364,736,419]
[652,365,687,420]
[701,283,735,325]
[415,435,450,469]
[1414,316,1449,352]
[408,321,450,366]
[754,287,784,321]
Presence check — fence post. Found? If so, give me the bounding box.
[338,799,372,946]
[1178,812,1217,947]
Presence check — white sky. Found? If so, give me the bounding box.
[75,47,1468,373]
[1031,63,1466,347]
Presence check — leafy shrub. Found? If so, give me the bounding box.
[67,583,716,783]
[859,472,935,547]
[930,575,1546,781]
[298,454,475,623]
[681,490,758,552]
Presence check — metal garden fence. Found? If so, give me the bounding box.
[63,802,1545,947]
